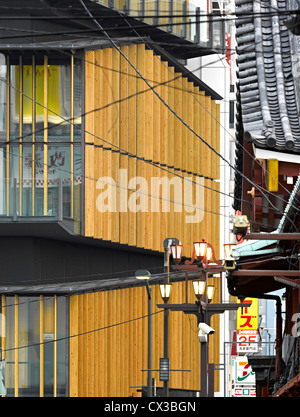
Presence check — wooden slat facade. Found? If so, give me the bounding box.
[84,44,221,259]
[69,279,221,397]
[69,43,222,397]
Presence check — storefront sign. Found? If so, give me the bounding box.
[237,298,258,353]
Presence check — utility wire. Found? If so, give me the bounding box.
[2,309,164,353]
[76,0,299,229]
[0,44,296,220]
[1,63,293,220]
[116,8,300,212]
[0,77,260,218]
[0,3,298,219]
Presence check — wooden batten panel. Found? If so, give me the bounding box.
[192,87,202,248]
[193,86,200,176]
[102,48,113,242]
[119,287,127,396]
[83,46,220,283]
[69,281,212,396]
[215,103,221,180]
[159,62,169,251]
[111,48,120,243]
[197,90,205,177]
[144,49,154,250]
[94,290,99,396]
[204,96,212,179]
[181,77,189,258]
[187,81,195,257]
[69,296,78,396]
[172,73,183,249]
[98,291,105,396]
[81,294,87,397]
[211,100,217,180]
[181,77,189,176]
[119,46,129,245]
[167,67,175,169]
[159,62,168,168]
[94,50,104,239]
[87,293,95,396]
[187,81,194,174]
[127,45,137,247]
[136,44,146,249]
[152,55,162,251]
[152,55,161,164]
[174,72,183,171]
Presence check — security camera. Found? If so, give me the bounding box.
[198,323,215,342]
[198,323,215,335]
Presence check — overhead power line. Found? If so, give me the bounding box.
[0,1,297,222]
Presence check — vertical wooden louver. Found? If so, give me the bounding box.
[84,44,221,259]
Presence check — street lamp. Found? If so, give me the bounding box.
[192,280,215,304]
[135,270,152,397]
[162,238,180,397]
[207,285,215,303]
[193,240,208,262]
[170,244,184,264]
[192,280,206,301]
[159,283,172,303]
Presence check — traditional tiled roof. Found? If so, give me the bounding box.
[235,0,300,153]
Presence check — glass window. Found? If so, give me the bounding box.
[44,297,54,396]
[2,53,82,223]
[1,295,68,397]
[4,296,15,397]
[18,297,40,397]
[56,297,67,397]
[0,54,7,141]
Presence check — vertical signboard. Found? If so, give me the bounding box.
[231,356,256,397]
[237,298,259,353]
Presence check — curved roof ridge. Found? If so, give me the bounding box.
[235,0,300,153]
[270,0,295,151]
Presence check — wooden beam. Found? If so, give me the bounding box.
[232,269,300,276]
[246,233,300,240]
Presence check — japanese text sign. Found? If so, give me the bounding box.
[237,298,258,330]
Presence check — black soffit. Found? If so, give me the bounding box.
[0,220,162,258]
[0,0,219,60]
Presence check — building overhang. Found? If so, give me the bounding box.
[0,0,223,60]
[0,220,163,257]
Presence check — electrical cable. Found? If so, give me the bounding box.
[0,0,298,220]
[0,77,258,218]
[1,309,164,354]
[1,35,296,223]
[0,62,293,221]
[73,0,298,227]
[115,8,300,214]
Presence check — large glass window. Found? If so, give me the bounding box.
[0,53,82,224]
[0,295,68,397]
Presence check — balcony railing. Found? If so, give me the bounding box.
[97,0,225,51]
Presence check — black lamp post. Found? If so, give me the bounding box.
[157,238,249,396]
[161,238,179,397]
[135,269,152,397]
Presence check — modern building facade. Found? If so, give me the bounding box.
[0,0,226,396]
